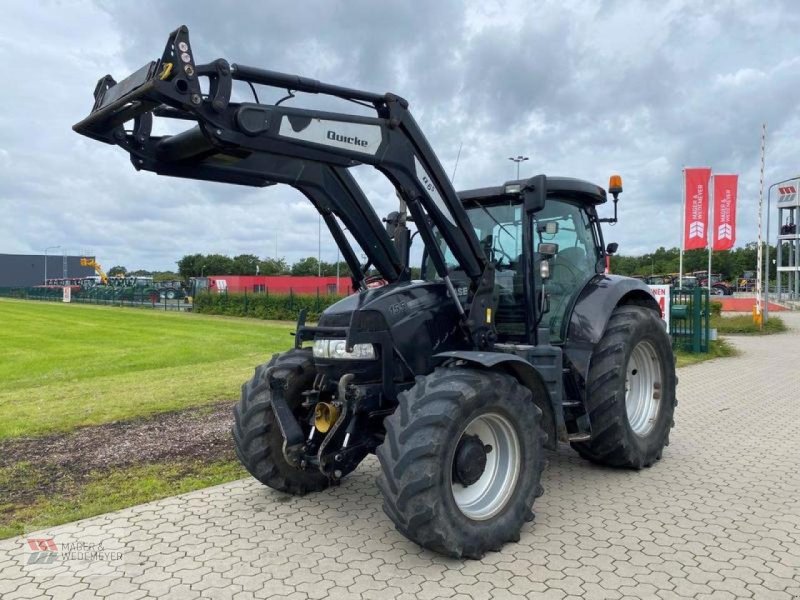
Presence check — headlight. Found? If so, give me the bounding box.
[312,339,376,360]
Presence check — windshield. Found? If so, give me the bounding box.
[424,200,526,338]
[425,201,522,279]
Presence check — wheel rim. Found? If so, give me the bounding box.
[625,340,663,437]
[451,412,520,521]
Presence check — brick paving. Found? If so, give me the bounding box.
[1,313,799,599]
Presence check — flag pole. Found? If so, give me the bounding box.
[679,168,685,286]
[755,124,766,326]
[708,174,714,295]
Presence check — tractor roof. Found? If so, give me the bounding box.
[458,177,608,206]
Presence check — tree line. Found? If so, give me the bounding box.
[109,242,779,284]
[175,254,352,280]
[609,243,781,281]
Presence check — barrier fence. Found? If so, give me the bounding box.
[0,286,343,320]
[0,286,189,311]
[669,287,711,353]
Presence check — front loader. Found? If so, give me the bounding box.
[74,26,677,559]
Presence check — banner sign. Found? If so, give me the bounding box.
[648,285,671,333]
[713,174,738,251]
[684,168,712,250]
[62,286,71,303]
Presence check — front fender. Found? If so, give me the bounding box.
[564,274,660,385]
[433,350,560,449]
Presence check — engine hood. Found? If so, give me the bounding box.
[318,279,452,328]
[315,279,467,378]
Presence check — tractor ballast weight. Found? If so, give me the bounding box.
[75,27,676,559]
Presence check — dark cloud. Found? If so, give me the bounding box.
[1,0,799,271]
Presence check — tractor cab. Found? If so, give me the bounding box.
[426,177,614,345]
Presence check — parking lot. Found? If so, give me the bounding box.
[1,313,799,600]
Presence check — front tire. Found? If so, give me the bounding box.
[376,367,546,559]
[571,305,676,468]
[232,349,329,495]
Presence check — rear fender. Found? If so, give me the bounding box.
[565,275,660,385]
[432,351,558,450]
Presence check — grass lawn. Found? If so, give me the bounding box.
[0,299,294,439]
[675,339,737,367]
[0,299,297,538]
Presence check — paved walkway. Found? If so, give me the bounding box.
[1,314,799,600]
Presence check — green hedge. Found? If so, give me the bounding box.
[709,301,723,317]
[192,291,344,321]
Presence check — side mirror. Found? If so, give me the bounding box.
[538,242,559,258]
[606,242,619,255]
[522,174,547,213]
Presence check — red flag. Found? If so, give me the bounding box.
[683,168,711,250]
[713,174,738,250]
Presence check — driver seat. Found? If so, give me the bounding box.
[554,246,587,277]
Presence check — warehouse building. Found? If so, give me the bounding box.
[0,254,96,287]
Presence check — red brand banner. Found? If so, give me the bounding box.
[713,174,738,251]
[683,168,712,250]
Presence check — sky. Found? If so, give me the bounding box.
[1,0,799,271]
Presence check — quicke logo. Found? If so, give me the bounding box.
[327,130,369,147]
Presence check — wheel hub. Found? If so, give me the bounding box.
[453,434,488,487]
[451,412,521,521]
[625,340,663,437]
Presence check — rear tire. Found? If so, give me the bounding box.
[571,305,676,469]
[232,349,329,495]
[376,367,546,559]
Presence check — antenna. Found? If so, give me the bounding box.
[451,142,463,183]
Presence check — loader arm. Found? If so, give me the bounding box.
[135,141,405,287]
[73,26,498,345]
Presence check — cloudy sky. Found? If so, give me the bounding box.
[1,0,798,271]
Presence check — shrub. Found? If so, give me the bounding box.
[709,301,723,317]
[192,291,343,322]
[710,314,786,335]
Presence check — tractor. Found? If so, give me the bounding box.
[74,27,676,559]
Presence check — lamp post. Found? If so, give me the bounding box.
[200,265,206,277]
[764,175,800,322]
[44,245,60,284]
[508,155,529,180]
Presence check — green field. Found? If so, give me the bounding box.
[0,299,294,440]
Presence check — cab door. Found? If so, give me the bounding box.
[534,199,601,343]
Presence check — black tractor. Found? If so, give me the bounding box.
[74,27,677,559]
